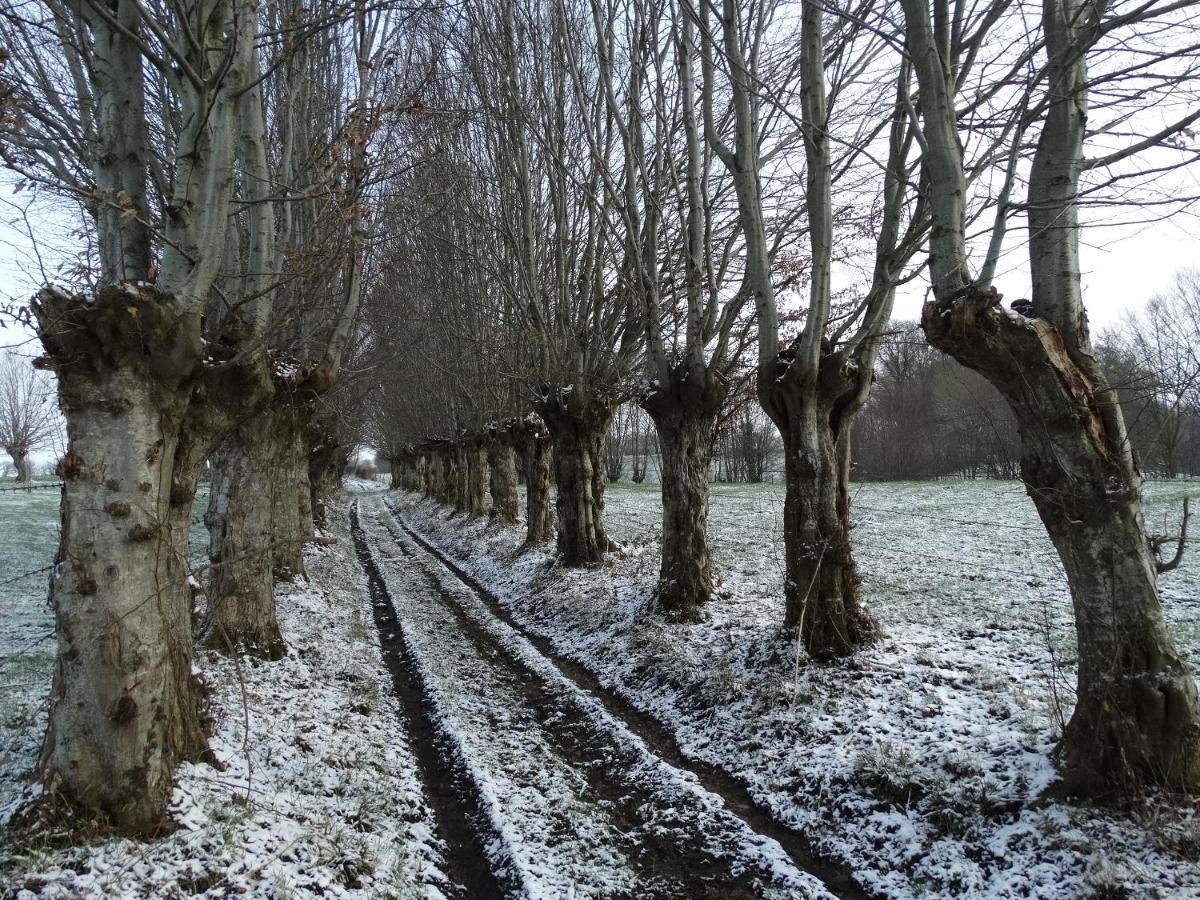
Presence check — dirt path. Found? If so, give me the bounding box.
[353,496,847,899]
[349,504,509,900]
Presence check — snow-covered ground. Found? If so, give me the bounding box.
[357,498,833,898]
[388,479,1200,899]
[1,500,449,899]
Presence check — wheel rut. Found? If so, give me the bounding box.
[357,497,836,899]
[381,496,873,900]
[348,503,509,900]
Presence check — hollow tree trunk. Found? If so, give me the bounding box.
[925,296,1200,794]
[540,393,613,565]
[33,286,206,830]
[466,439,488,518]
[763,356,878,659]
[643,375,724,620]
[487,428,520,524]
[522,417,554,544]
[204,414,284,659]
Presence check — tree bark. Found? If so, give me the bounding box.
[6,446,33,482]
[762,352,879,659]
[924,298,1200,794]
[521,416,554,545]
[539,391,613,565]
[204,414,284,659]
[307,421,346,529]
[486,424,520,524]
[33,286,207,830]
[643,373,724,620]
[270,401,312,579]
[466,437,488,518]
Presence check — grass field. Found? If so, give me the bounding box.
[3,478,1198,897]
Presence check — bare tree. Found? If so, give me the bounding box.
[901,0,1200,793]
[0,0,259,828]
[703,0,927,654]
[0,351,59,481]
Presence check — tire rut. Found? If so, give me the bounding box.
[348,503,510,900]
[360,498,832,899]
[381,496,873,900]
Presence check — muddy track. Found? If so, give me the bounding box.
[381,496,873,900]
[348,504,509,900]
[358,497,835,898]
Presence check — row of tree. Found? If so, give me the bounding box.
[369,0,1200,802]
[0,0,415,829]
[4,0,1199,834]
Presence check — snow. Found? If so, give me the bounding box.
[386,478,1200,899]
[358,499,834,898]
[1,499,449,899]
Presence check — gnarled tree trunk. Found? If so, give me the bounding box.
[521,416,554,544]
[308,420,347,529]
[270,401,312,579]
[466,437,488,518]
[540,391,613,565]
[33,286,207,830]
[761,353,879,659]
[6,445,33,482]
[643,373,724,620]
[924,298,1200,794]
[487,423,520,524]
[204,413,284,658]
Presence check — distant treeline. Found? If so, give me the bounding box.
[607,285,1200,483]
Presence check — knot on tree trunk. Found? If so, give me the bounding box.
[33,285,201,389]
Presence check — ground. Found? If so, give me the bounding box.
[1,478,1198,898]
[1,488,449,898]
[387,479,1200,899]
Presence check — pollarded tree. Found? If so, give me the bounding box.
[203,0,432,657]
[900,0,1200,794]
[565,0,768,617]
[0,0,259,828]
[0,351,59,481]
[464,0,643,564]
[703,0,929,654]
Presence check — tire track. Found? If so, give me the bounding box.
[348,503,509,900]
[358,497,835,898]
[381,495,872,900]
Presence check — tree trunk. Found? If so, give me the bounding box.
[204,415,284,659]
[540,392,613,565]
[487,429,520,524]
[924,296,1200,794]
[522,417,554,544]
[445,444,464,511]
[33,286,207,831]
[466,439,488,518]
[270,403,312,579]
[307,422,345,529]
[644,375,723,620]
[7,446,33,482]
[763,356,878,659]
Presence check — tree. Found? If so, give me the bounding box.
[0,352,59,481]
[702,0,928,654]
[900,0,1200,794]
[1,0,258,828]
[463,0,643,564]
